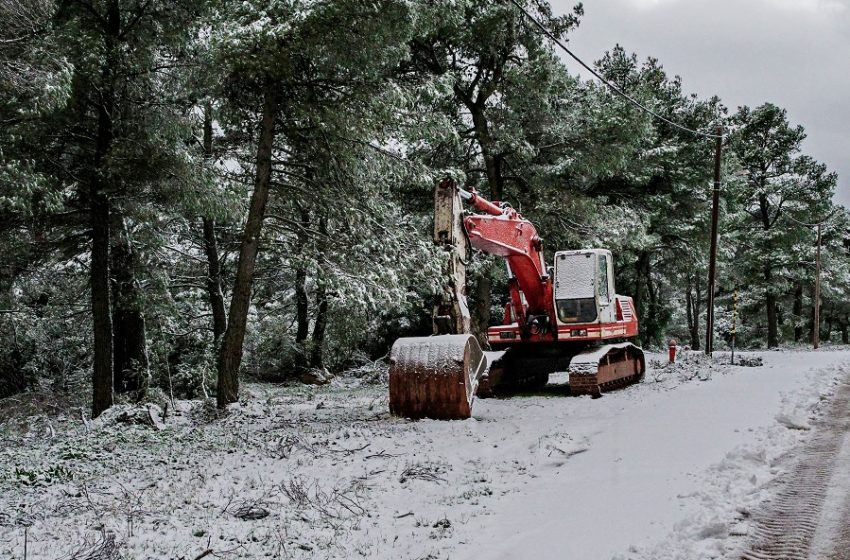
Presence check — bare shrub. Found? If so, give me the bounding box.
[399,462,447,484]
[279,477,366,520]
[57,528,121,560]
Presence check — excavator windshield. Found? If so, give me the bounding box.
[556,298,597,323]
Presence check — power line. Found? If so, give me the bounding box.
[508,0,722,140]
[783,210,837,229]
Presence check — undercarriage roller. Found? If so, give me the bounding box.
[389,334,486,420]
[569,342,645,397]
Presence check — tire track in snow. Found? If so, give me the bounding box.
[809,426,850,560]
[740,376,850,560]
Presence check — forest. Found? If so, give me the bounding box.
[1,0,844,417]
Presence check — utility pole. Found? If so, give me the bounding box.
[705,127,723,356]
[785,213,832,349]
[814,222,822,349]
[730,289,738,364]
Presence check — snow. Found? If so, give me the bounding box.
[555,251,596,300]
[1,349,848,559]
[809,428,850,558]
[388,334,472,367]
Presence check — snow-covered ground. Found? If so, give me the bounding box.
[1,348,848,559]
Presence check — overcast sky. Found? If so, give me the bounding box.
[549,0,850,205]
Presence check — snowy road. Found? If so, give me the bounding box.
[812,425,850,560]
[2,349,850,559]
[453,350,850,560]
[740,376,850,560]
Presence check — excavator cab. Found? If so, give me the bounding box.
[553,249,615,326]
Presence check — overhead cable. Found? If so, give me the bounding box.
[508,0,722,140]
[783,210,837,228]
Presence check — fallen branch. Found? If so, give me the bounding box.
[327,443,370,455]
[399,464,446,484]
[79,408,90,435]
[365,449,402,460]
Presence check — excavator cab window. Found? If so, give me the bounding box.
[598,254,610,303]
[556,298,597,323]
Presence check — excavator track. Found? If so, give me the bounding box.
[568,342,645,397]
[388,334,489,420]
[475,348,564,396]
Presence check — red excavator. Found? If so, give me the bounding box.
[389,179,645,419]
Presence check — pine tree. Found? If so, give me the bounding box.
[727,103,836,348]
[210,0,423,405]
[4,0,210,414]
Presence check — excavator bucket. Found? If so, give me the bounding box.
[389,334,487,420]
[569,342,645,397]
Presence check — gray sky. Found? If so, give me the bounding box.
[550,0,850,205]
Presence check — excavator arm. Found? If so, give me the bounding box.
[389,180,555,419]
[456,184,556,337]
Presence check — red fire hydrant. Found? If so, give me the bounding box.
[668,339,677,363]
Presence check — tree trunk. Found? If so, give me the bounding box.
[467,103,504,344]
[644,254,662,345]
[633,252,646,320]
[766,293,779,348]
[472,272,492,346]
[294,207,310,370]
[0,271,12,310]
[310,277,328,369]
[823,307,832,342]
[633,251,650,344]
[216,88,279,408]
[110,224,149,395]
[469,103,503,201]
[90,194,113,417]
[201,104,227,343]
[686,276,701,350]
[202,218,227,342]
[793,281,803,342]
[646,261,658,307]
[765,268,779,348]
[841,316,849,344]
[0,291,9,312]
[766,295,779,348]
[758,194,779,348]
[90,0,121,418]
[693,277,702,350]
[294,263,309,367]
[294,263,309,344]
[309,217,328,369]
